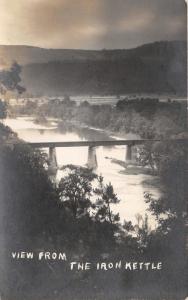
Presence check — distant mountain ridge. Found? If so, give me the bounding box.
[0,41,186,96]
[0,40,186,65]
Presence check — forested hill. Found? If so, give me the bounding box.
[0,41,186,96]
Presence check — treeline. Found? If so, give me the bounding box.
[37,97,187,139]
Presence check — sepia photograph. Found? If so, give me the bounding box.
[0,0,187,299]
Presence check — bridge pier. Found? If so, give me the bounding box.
[87,146,98,170]
[126,144,133,164]
[48,146,58,175]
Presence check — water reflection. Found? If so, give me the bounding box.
[4,117,160,227]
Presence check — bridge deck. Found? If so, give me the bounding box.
[23,139,185,148]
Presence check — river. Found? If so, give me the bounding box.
[5,116,161,228]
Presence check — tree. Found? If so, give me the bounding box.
[58,165,97,218]
[0,143,60,247]
[136,142,158,174]
[123,214,152,252]
[94,176,120,224]
[0,100,7,119]
[134,214,151,250]
[58,165,121,226]
[0,62,25,95]
[0,62,25,120]
[141,139,188,275]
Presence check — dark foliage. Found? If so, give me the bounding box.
[0,100,7,119]
[0,62,25,95]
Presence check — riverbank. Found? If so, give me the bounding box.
[57,119,141,141]
[110,158,162,191]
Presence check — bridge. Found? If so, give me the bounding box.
[27,139,161,148]
[25,139,183,172]
[27,139,145,171]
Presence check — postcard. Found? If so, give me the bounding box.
[0,1,187,299]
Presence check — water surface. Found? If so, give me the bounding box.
[5,117,160,227]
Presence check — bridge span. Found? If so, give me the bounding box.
[22,138,185,172]
[27,139,161,148]
[26,139,159,171]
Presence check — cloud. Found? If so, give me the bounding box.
[0,0,186,49]
[118,12,155,33]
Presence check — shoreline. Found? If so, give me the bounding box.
[57,119,141,141]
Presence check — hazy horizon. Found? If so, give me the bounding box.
[0,39,186,51]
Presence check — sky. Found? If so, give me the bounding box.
[0,0,187,49]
